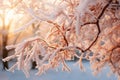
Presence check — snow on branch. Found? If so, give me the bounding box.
[2,0,120,79]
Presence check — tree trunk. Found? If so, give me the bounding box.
[2,47,9,70]
[2,35,9,70]
[31,55,43,69]
[31,61,36,69]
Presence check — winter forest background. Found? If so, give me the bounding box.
[0,0,120,80]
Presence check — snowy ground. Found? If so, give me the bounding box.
[0,60,117,80]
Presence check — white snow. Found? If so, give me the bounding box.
[0,60,117,80]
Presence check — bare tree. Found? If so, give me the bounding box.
[0,11,12,69]
[2,0,120,79]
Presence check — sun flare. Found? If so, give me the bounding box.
[0,8,24,33]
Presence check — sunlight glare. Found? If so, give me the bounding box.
[5,9,15,26]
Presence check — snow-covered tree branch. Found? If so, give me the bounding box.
[2,0,120,79]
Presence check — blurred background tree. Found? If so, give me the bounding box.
[0,0,35,70]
